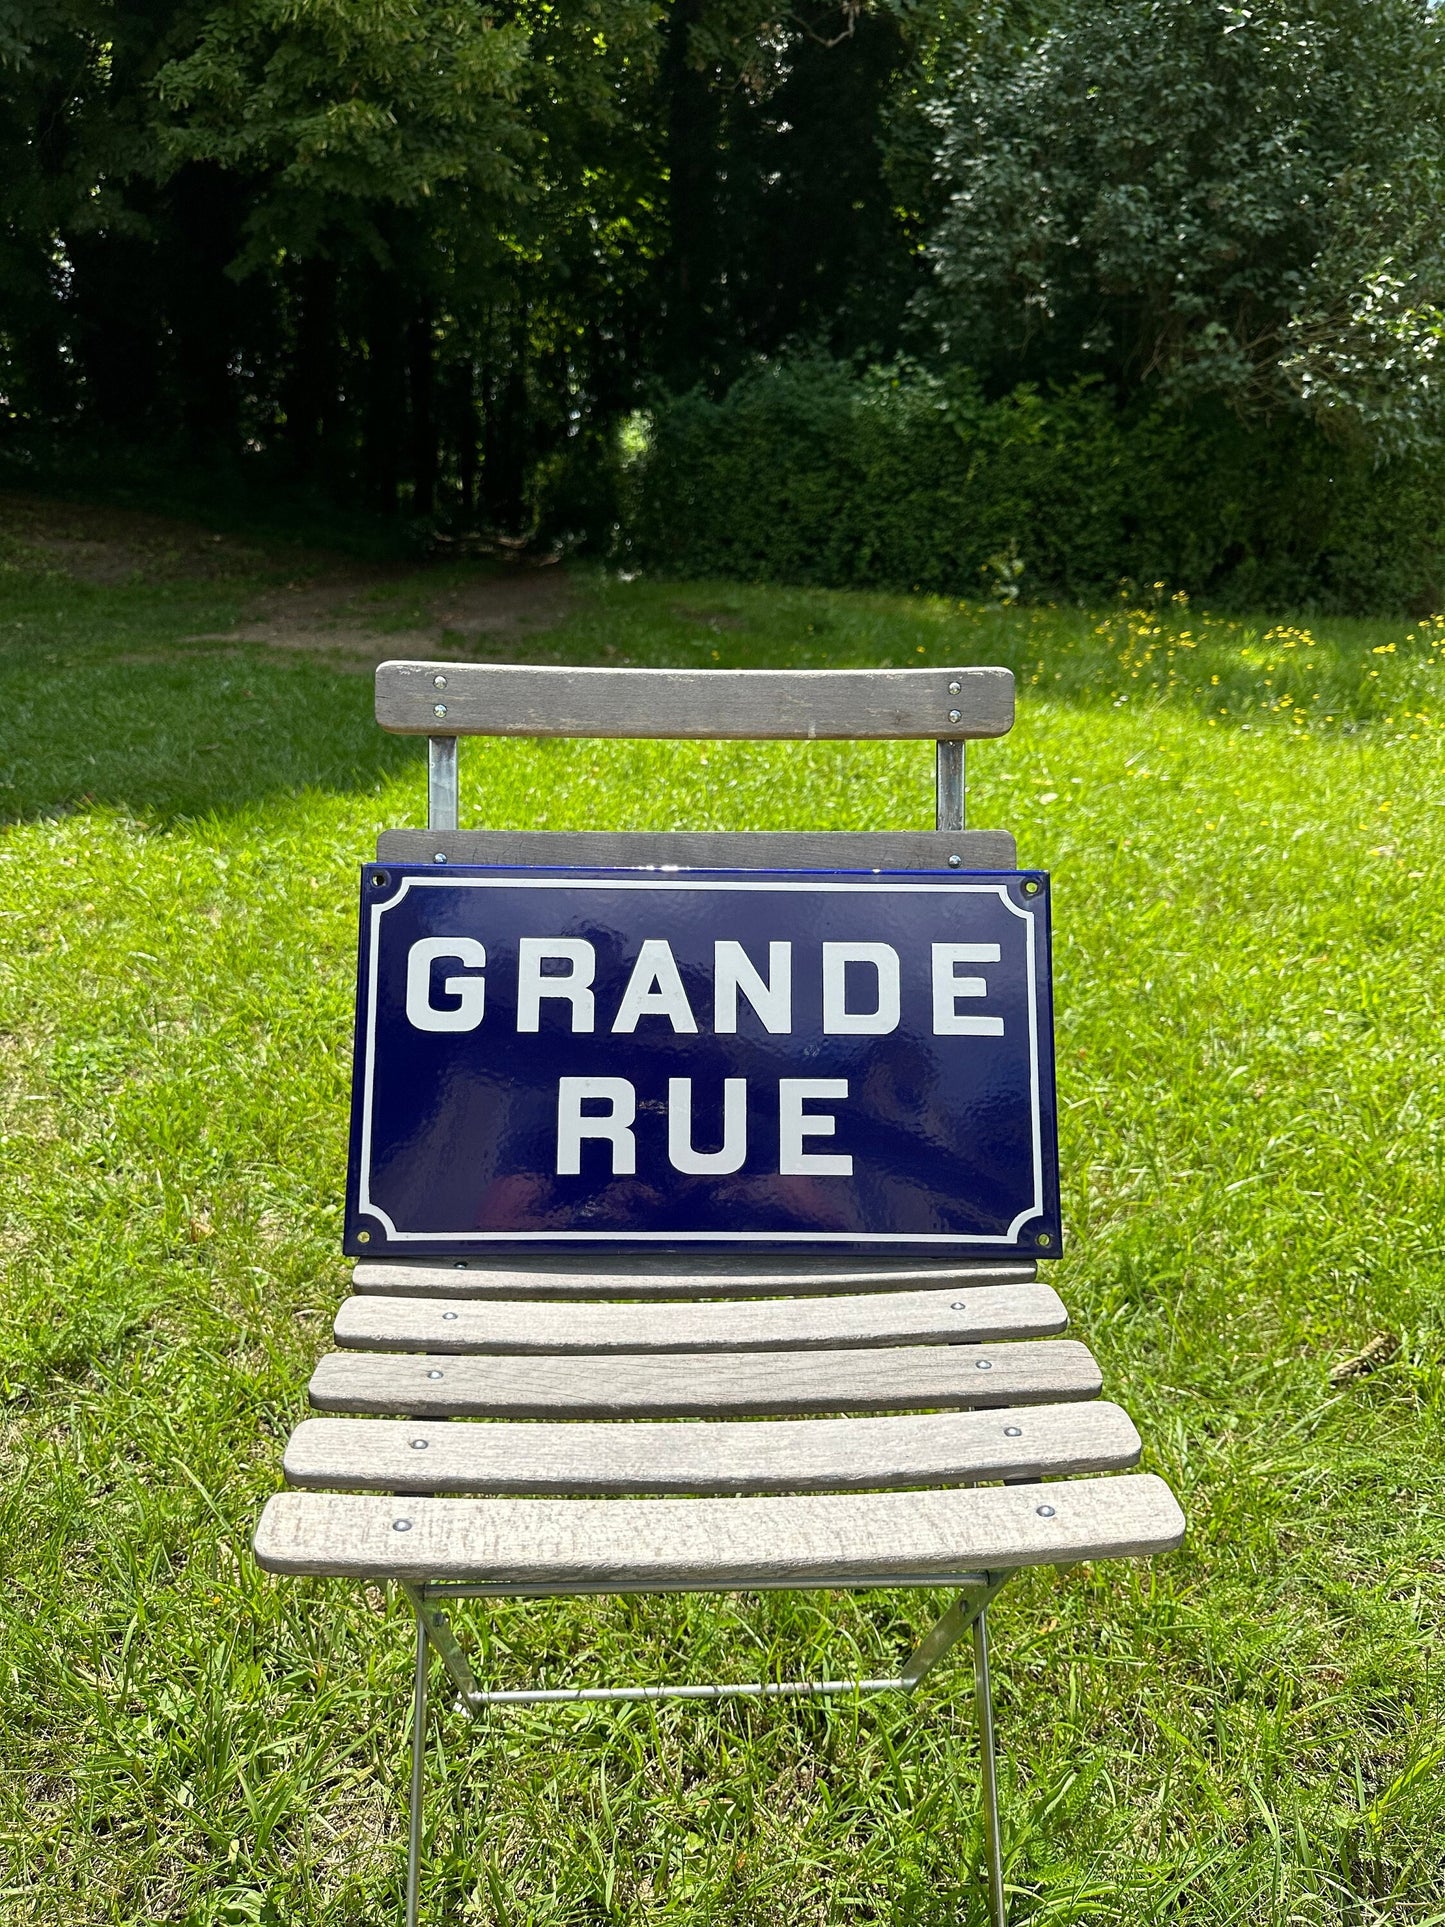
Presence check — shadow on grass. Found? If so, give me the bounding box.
[0,645,421,825]
[0,555,1437,827]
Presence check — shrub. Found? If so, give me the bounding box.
[626,358,1445,613]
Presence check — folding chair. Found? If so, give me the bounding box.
[254,661,1184,1925]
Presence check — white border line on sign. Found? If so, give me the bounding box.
[357,874,1045,1246]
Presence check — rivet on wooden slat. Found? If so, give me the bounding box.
[442,1312,458,1322]
[1036,1505,1056,1517]
[1004,1426,1023,1437]
[975,1359,993,1371]
[427,1369,444,1380]
[411,1439,429,1449]
[393,1518,413,1531]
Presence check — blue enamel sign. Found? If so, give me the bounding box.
[345,866,1061,1258]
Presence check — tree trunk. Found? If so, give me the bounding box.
[165,162,244,460]
[452,360,478,521]
[661,0,722,391]
[365,269,405,514]
[66,227,162,437]
[482,312,529,532]
[285,255,338,482]
[407,303,436,516]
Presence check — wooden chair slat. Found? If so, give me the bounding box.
[308,1337,1102,1420]
[254,1472,1185,1586]
[376,661,1014,741]
[282,1400,1142,1496]
[350,1258,1039,1300]
[376,828,1018,870]
[334,1284,1067,1355]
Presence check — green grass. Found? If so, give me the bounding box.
[1,522,1444,1925]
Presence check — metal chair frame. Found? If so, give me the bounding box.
[392,729,1016,1927]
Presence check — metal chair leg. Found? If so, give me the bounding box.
[972,1605,1007,1927]
[398,1587,1007,1924]
[406,1608,429,1927]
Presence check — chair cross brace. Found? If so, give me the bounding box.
[399,1572,1014,1927]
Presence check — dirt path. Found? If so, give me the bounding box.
[0,493,575,666]
[223,562,573,665]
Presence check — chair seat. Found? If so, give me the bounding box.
[261,1260,1177,1598]
[253,1474,1185,1591]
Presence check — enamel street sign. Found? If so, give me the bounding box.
[344,865,1061,1257]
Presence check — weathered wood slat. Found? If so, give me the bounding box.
[376,829,1018,870]
[283,1400,1142,1496]
[376,661,1015,742]
[334,1284,1067,1355]
[254,1472,1184,1586]
[350,1258,1038,1301]
[308,1338,1101,1419]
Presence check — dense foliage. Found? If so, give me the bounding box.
[5,0,1445,598]
[630,358,1445,611]
[630,0,1445,609]
[926,0,1445,456]
[0,1,923,527]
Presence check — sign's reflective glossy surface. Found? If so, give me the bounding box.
[345,866,1061,1256]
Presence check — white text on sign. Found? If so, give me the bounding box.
[404,937,1004,1038]
[556,1076,854,1177]
[403,935,1008,1180]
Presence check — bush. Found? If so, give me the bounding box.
[626,358,1445,613]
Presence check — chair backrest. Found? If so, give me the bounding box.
[373,659,1017,869]
[358,656,1040,1265]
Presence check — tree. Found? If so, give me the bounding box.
[656,1,938,392]
[0,0,965,528]
[147,0,673,517]
[925,0,1445,454]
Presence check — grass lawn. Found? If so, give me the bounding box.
[1,505,1443,1925]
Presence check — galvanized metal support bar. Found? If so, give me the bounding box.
[404,1583,482,1712]
[973,1606,1008,1927]
[420,1567,995,1601]
[449,1673,911,1709]
[427,737,459,832]
[405,1608,429,1927]
[397,1578,1014,1925]
[900,1572,1010,1690]
[935,738,965,832]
